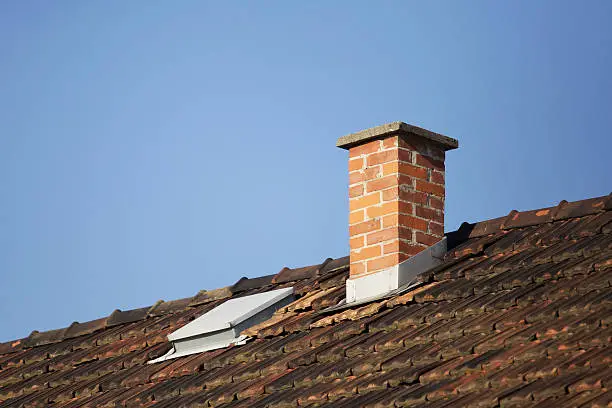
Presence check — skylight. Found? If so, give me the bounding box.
[149,287,294,363]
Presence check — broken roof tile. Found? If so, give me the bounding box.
[317,267,349,290]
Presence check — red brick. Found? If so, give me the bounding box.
[416,231,441,246]
[349,171,363,185]
[382,187,399,201]
[366,175,397,193]
[349,184,364,198]
[397,173,413,188]
[366,228,397,245]
[429,221,444,236]
[349,218,381,236]
[397,148,412,163]
[399,242,427,256]
[350,235,364,249]
[383,162,427,180]
[366,149,397,166]
[383,239,400,254]
[431,170,445,184]
[349,210,364,225]
[383,239,426,257]
[429,196,444,210]
[382,162,423,179]
[349,140,381,158]
[350,262,366,276]
[398,214,428,231]
[398,201,413,215]
[381,161,399,176]
[364,166,380,181]
[349,193,380,212]
[416,180,445,197]
[382,213,398,228]
[382,136,398,149]
[369,201,413,218]
[366,202,397,218]
[415,205,444,223]
[366,254,400,272]
[416,154,445,171]
[398,189,428,205]
[399,252,411,262]
[348,158,364,172]
[351,245,382,262]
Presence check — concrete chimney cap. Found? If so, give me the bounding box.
[336,121,459,151]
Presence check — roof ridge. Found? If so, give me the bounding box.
[0,256,349,354]
[465,193,611,239]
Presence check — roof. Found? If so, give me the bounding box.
[1,194,611,407]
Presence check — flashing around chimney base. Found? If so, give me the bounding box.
[345,238,447,304]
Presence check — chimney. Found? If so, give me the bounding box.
[337,122,458,303]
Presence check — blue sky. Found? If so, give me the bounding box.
[1,1,611,342]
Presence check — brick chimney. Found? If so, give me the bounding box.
[337,122,458,302]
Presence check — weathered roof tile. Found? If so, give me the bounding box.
[107,307,149,327]
[2,194,611,407]
[230,274,276,294]
[189,286,232,307]
[272,263,322,284]
[553,195,609,220]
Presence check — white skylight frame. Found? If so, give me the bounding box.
[149,287,294,363]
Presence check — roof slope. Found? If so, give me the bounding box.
[1,195,611,407]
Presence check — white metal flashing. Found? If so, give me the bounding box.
[148,335,250,364]
[345,238,447,303]
[149,287,294,364]
[168,287,293,341]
